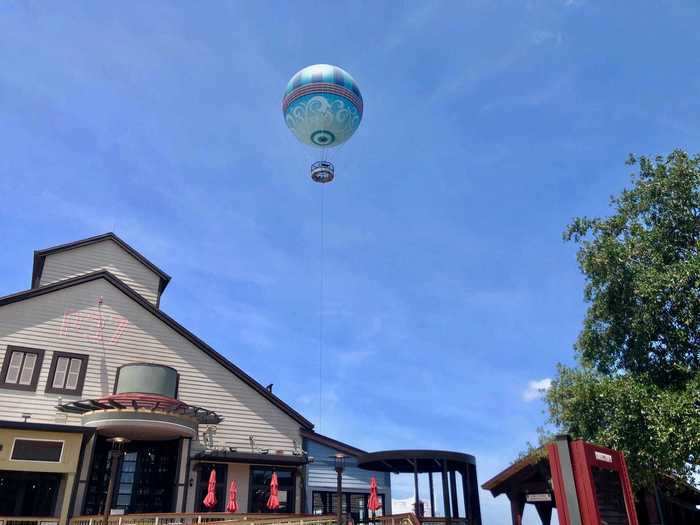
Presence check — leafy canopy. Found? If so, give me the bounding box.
[547,365,700,489]
[546,150,700,489]
[565,150,700,385]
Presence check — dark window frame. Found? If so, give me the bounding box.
[311,490,386,523]
[45,351,89,396]
[248,466,297,514]
[0,345,45,391]
[194,463,228,513]
[11,438,64,462]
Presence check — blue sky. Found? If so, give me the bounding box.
[1,2,699,523]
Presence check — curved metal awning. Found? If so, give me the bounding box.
[57,392,222,425]
[356,449,476,473]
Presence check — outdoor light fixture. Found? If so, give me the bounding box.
[334,453,347,472]
[332,454,347,525]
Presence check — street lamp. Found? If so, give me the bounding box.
[333,454,347,525]
[103,437,130,525]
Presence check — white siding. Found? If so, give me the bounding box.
[0,278,303,453]
[39,240,162,305]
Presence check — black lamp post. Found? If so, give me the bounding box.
[333,453,347,525]
[103,437,129,525]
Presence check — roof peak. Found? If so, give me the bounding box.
[31,232,171,295]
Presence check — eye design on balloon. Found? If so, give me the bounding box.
[282,64,363,183]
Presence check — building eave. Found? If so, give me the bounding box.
[0,270,313,430]
[0,419,96,434]
[301,429,367,457]
[193,450,308,466]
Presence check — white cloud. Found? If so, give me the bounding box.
[522,378,552,402]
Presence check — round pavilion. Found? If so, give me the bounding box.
[357,450,482,525]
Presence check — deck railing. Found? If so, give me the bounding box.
[68,513,459,525]
[0,518,60,525]
[377,515,468,525]
[69,514,336,525]
[377,514,419,525]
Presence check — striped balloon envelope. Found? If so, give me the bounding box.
[282,64,363,148]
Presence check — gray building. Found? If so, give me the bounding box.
[302,431,391,523]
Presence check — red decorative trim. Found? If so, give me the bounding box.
[283,83,363,114]
[98,392,185,410]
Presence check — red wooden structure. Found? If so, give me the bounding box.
[548,438,638,525]
[483,435,640,525]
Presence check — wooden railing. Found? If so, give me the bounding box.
[69,514,336,525]
[377,515,468,525]
[377,514,419,525]
[0,518,60,525]
[68,513,455,525]
[417,519,468,525]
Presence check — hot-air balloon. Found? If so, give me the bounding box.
[282,64,363,183]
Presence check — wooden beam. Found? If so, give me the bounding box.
[509,495,525,525]
[535,503,553,525]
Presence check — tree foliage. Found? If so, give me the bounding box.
[565,150,700,385]
[547,365,700,489]
[546,150,700,489]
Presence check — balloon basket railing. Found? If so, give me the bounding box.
[311,161,334,184]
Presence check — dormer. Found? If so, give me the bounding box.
[31,233,171,307]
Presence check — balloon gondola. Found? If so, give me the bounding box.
[282,64,363,183]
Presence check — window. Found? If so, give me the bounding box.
[592,467,630,525]
[0,471,61,516]
[83,437,178,515]
[46,351,88,395]
[194,463,228,513]
[11,439,64,462]
[313,491,385,525]
[249,467,296,513]
[0,346,44,391]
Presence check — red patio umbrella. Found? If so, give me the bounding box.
[226,480,239,513]
[203,468,217,510]
[266,472,280,511]
[368,476,381,523]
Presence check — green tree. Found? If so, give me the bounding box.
[566,150,700,386]
[547,365,700,489]
[546,150,700,489]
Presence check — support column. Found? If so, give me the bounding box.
[461,465,471,524]
[72,433,97,517]
[535,503,553,525]
[336,468,343,525]
[413,460,420,517]
[428,471,436,518]
[449,470,459,518]
[468,464,482,525]
[174,437,192,512]
[441,460,451,522]
[508,495,525,525]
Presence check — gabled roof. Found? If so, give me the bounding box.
[31,233,172,295]
[0,270,313,430]
[481,451,547,495]
[301,429,367,457]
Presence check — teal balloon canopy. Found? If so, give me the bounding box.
[283,64,363,148]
